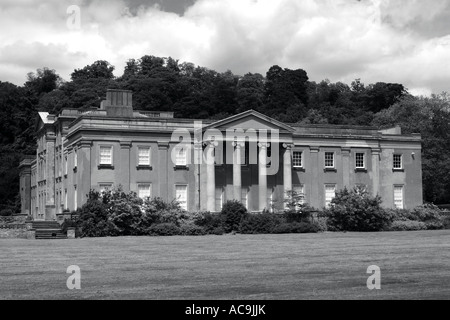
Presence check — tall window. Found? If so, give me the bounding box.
[267,187,275,212]
[393,154,403,169]
[293,185,305,206]
[64,155,68,175]
[176,148,187,166]
[241,187,249,209]
[394,186,404,209]
[74,186,77,210]
[138,184,151,199]
[325,152,335,168]
[74,149,77,168]
[138,147,151,166]
[356,153,365,169]
[64,189,68,210]
[100,146,113,165]
[293,151,303,168]
[215,187,224,212]
[325,184,336,208]
[176,185,188,210]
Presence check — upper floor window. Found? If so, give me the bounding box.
[176,148,187,166]
[64,155,68,175]
[356,153,365,169]
[74,149,78,168]
[138,147,151,166]
[393,154,403,169]
[325,152,335,168]
[100,146,113,165]
[293,151,303,168]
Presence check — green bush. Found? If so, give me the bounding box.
[61,219,81,238]
[148,223,181,236]
[193,211,223,233]
[325,186,393,232]
[239,212,283,234]
[388,220,427,231]
[180,223,207,236]
[315,217,328,232]
[0,208,14,216]
[142,197,188,227]
[220,200,248,233]
[271,222,319,234]
[385,204,445,230]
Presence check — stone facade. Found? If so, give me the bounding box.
[19,89,423,220]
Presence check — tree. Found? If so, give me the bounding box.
[71,60,115,81]
[25,67,62,96]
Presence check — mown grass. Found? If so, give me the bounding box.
[1,231,450,300]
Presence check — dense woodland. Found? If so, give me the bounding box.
[0,55,449,213]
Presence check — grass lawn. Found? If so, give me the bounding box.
[1,231,450,300]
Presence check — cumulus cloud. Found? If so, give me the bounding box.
[0,0,449,94]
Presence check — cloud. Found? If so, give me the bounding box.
[0,0,449,95]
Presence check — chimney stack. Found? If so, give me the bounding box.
[101,89,134,117]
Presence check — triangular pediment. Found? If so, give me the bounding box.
[203,110,295,133]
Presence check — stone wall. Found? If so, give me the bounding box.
[0,215,28,238]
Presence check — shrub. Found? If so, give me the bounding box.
[220,200,248,233]
[315,217,328,232]
[193,211,223,233]
[148,223,181,236]
[239,212,283,234]
[272,222,320,234]
[61,219,81,238]
[0,209,14,217]
[284,205,315,223]
[180,223,207,236]
[325,186,393,232]
[385,204,445,230]
[142,197,187,227]
[388,220,427,231]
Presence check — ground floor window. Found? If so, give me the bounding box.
[241,187,249,209]
[293,184,306,207]
[325,184,336,208]
[99,183,113,194]
[176,185,188,211]
[394,185,404,209]
[138,183,151,200]
[215,187,224,212]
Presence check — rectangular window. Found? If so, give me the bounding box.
[138,184,151,199]
[325,152,335,168]
[215,187,224,212]
[293,185,306,206]
[293,151,303,168]
[64,189,68,210]
[74,186,77,211]
[138,147,151,166]
[176,148,187,166]
[175,185,188,211]
[74,149,77,168]
[267,187,275,212]
[64,155,68,175]
[241,187,249,209]
[394,186,404,209]
[356,153,365,169]
[325,184,336,208]
[393,154,403,169]
[100,146,113,165]
[99,183,113,194]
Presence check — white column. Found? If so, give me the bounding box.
[283,144,293,199]
[206,142,216,212]
[258,142,268,211]
[233,142,243,202]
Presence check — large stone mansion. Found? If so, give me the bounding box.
[19,89,423,221]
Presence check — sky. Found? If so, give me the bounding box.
[0,0,449,96]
